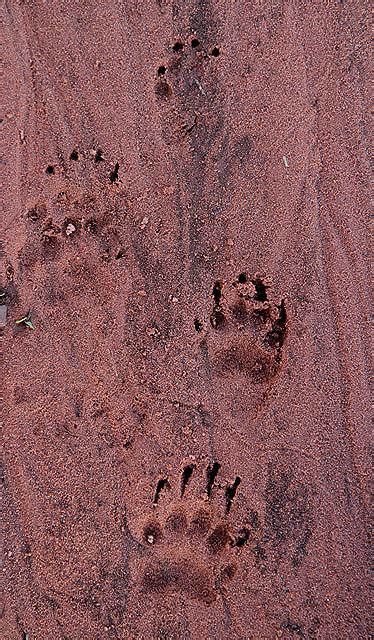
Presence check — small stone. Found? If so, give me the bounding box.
[0,305,7,329]
[146,326,159,337]
[66,223,76,236]
[147,535,154,544]
[140,216,149,229]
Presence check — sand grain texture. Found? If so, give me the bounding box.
[2,1,371,639]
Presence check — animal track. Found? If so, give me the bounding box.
[137,463,252,604]
[22,185,127,268]
[154,32,220,119]
[207,272,287,386]
[22,142,126,274]
[44,146,120,183]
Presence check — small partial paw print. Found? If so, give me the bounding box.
[136,462,255,604]
[208,272,287,383]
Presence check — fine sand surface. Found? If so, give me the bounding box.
[2,2,371,638]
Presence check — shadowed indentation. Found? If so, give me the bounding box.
[155,79,172,99]
[143,521,163,544]
[212,281,222,305]
[181,464,196,496]
[220,562,237,580]
[207,524,231,554]
[141,558,215,603]
[225,476,241,513]
[252,276,268,302]
[165,511,188,533]
[172,41,183,53]
[194,318,203,332]
[153,478,169,505]
[232,527,250,548]
[210,307,225,329]
[26,203,47,223]
[110,162,119,183]
[264,300,287,349]
[189,508,211,536]
[221,343,275,383]
[281,618,306,638]
[94,148,104,162]
[206,461,221,496]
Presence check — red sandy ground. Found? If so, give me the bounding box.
[2,1,372,639]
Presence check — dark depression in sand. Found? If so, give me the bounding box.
[2,1,372,639]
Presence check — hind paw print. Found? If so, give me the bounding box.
[134,462,253,604]
[208,272,287,381]
[194,272,288,419]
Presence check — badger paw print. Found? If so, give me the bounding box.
[199,272,287,418]
[208,272,287,382]
[134,462,254,604]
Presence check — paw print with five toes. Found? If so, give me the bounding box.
[133,461,258,604]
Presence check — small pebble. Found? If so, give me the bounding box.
[66,223,76,236]
[0,305,7,329]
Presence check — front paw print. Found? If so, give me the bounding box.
[201,272,287,419]
[134,462,253,604]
